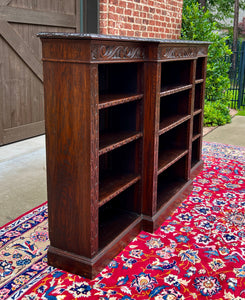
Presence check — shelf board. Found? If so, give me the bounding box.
[157,178,187,210]
[160,84,192,97]
[99,131,142,155]
[99,209,140,250]
[195,79,204,84]
[159,114,190,135]
[99,93,143,109]
[193,108,202,116]
[99,173,140,207]
[158,148,188,175]
[192,133,201,142]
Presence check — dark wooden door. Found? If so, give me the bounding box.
[0,0,80,145]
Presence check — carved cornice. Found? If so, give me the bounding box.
[197,46,208,56]
[91,44,145,61]
[158,47,198,60]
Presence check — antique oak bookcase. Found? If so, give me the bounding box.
[38,33,209,279]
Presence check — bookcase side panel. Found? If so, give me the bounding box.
[43,58,99,259]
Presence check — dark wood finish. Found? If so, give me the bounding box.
[158,149,189,175]
[48,215,142,279]
[99,131,142,155]
[160,84,192,96]
[99,173,141,206]
[159,115,191,135]
[99,93,143,109]
[39,33,209,279]
[142,180,193,232]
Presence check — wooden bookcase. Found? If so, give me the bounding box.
[39,33,209,278]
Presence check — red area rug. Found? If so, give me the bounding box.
[0,142,245,299]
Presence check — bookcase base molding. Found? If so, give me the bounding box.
[141,179,193,233]
[48,216,142,279]
[39,33,209,279]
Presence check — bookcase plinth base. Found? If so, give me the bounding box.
[142,180,193,233]
[48,216,142,279]
[190,160,204,179]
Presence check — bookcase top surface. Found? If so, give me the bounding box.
[37,32,210,45]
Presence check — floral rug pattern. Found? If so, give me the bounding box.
[0,142,245,299]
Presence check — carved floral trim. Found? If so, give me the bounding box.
[158,47,198,59]
[91,45,145,61]
[197,47,208,56]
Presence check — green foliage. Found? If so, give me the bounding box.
[236,107,245,116]
[192,0,245,28]
[182,0,232,127]
[203,100,231,127]
[208,0,245,22]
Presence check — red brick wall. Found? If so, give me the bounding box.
[99,0,183,39]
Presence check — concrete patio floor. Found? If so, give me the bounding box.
[0,136,46,226]
[203,115,245,147]
[0,115,245,227]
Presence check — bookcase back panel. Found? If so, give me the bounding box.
[196,57,206,80]
[99,63,140,95]
[99,184,140,250]
[161,60,192,91]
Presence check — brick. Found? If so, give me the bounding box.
[116,7,124,14]
[108,27,118,35]
[100,3,108,11]
[99,0,183,39]
[133,10,140,17]
[109,5,116,13]
[100,20,108,27]
[142,31,149,37]
[125,23,132,29]
[126,30,134,36]
[108,20,115,27]
[119,29,127,36]
[100,13,107,20]
[133,24,140,30]
[127,2,135,9]
[109,12,119,21]
[135,4,142,11]
[135,31,141,37]
[147,13,153,19]
[127,17,134,23]
[118,1,127,8]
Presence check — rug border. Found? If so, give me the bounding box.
[203,140,245,150]
[0,201,47,230]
